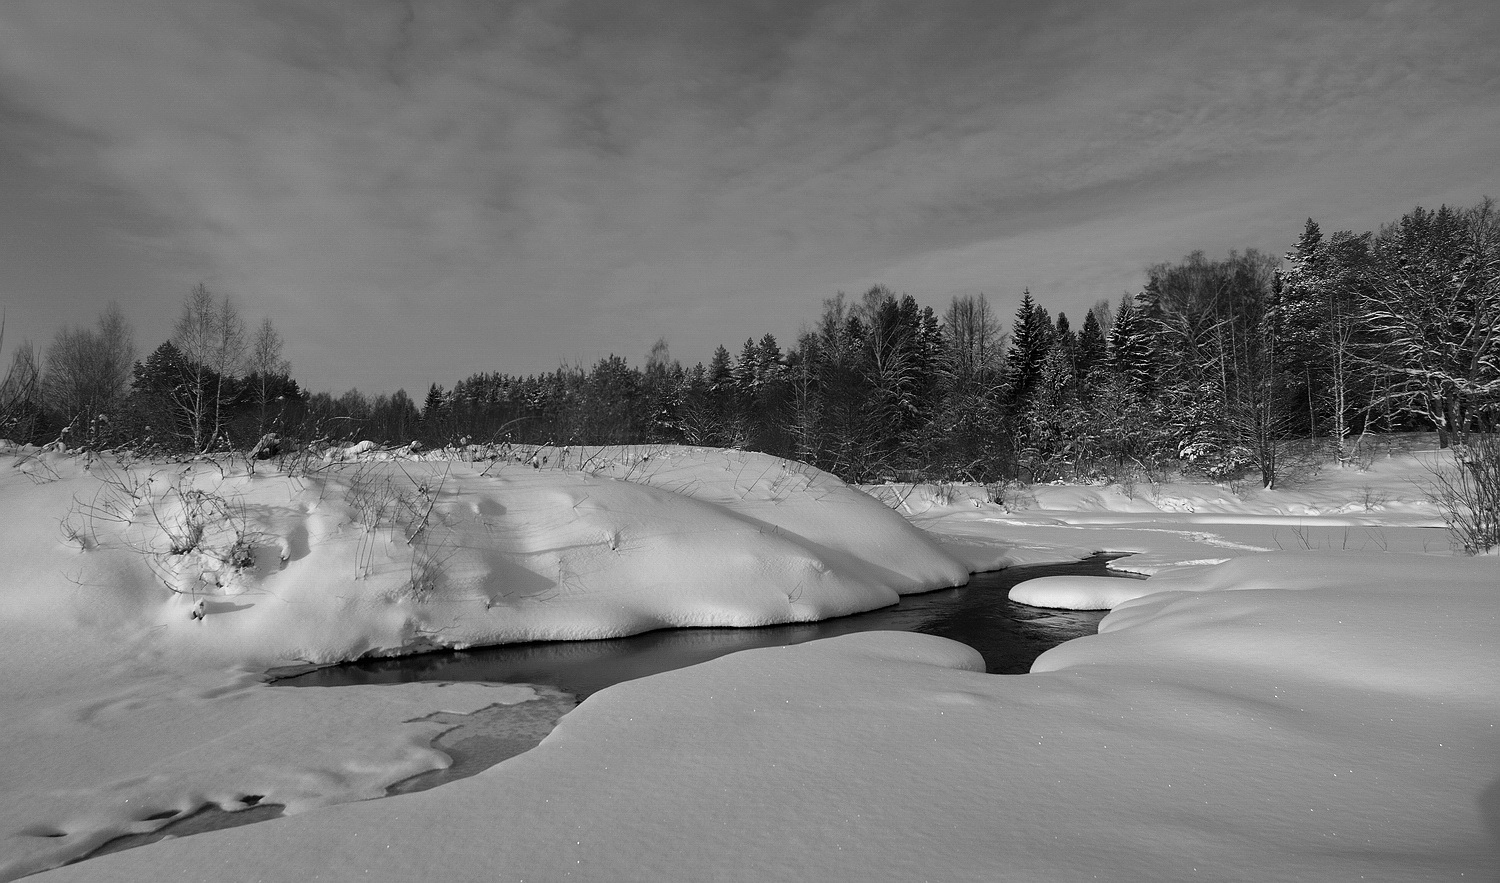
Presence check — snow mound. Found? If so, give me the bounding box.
[1009,574,1149,609]
[2,446,968,667]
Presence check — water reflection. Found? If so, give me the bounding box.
[283,555,1136,698]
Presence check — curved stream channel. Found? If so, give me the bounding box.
[87,555,1137,861]
[292,553,1132,694]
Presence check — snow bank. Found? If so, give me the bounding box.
[3,446,967,667]
[45,552,1500,881]
[0,665,541,882]
[0,445,967,878]
[896,447,1455,580]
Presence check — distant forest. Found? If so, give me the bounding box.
[4,199,1497,488]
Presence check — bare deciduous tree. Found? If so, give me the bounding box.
[40,303,136,445]
[247,317,291,437]
[171,284,247,451]
[1,316,43,442]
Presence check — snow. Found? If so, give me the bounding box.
[3,440,1498,881]
[0,444,964,880]
[880,446,1451,583]
[10,445,966,667]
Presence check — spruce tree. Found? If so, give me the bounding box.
[1005,290,1053,409]
[1108,295,1153,393]
[128,340,196,451]
[421,384,450,445]
[1076,309,1106,382]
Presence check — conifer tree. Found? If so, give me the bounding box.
[1004,290,1053,410]
[1107,294,1153,391]
[707,345,733,389]
[422,383,450,444]
[127,340,196,450]
[1076,310,1106,383]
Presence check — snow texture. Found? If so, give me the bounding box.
[2,440,1497,881]
[0,444,964,879]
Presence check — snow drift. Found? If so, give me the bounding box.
[5,445,968,668]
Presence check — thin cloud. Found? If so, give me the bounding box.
[0,0,1496,394]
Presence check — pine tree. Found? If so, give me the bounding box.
[1076,309,1106,383]
[127,340,205,452]
[1271,219,1379,458]
[422,384,450,444]
[707,345,733,390]
[579,355,641,443]
[733,338,761,396]
[1107,294,1153,391]
[1005,290,1053,409]
[703,345,741,446]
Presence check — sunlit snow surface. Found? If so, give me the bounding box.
[3,441,1497,881]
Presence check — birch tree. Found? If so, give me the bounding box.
[246,317,291,437]
[171,284,247,451]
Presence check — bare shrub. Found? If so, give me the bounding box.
[1359,485,1391,512]
[344,460,452,597]
[62,459,265,595]
[1424,436,1500,554]
[987,480,1036,512]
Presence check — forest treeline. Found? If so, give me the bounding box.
[3,199,1497,488]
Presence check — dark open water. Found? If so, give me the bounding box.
[282,554,1137,698]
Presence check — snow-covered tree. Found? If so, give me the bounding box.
[934,293,1007,478]
[1075,309,1106,384]
[1107,294,1154,393]
[1139,250,1283,483]
[1005,290,1053,410]
[1272,220,1378,461]
[1363,200,1500,445]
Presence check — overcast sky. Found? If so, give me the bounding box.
[2,1,1497,396]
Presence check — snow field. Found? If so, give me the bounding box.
[0,444,967,878]
[41,552,1500,880]
[4,442,1498,880]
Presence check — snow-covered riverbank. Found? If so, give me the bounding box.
[5,442,1497,881]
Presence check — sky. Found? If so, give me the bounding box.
[1,0,1497,397]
